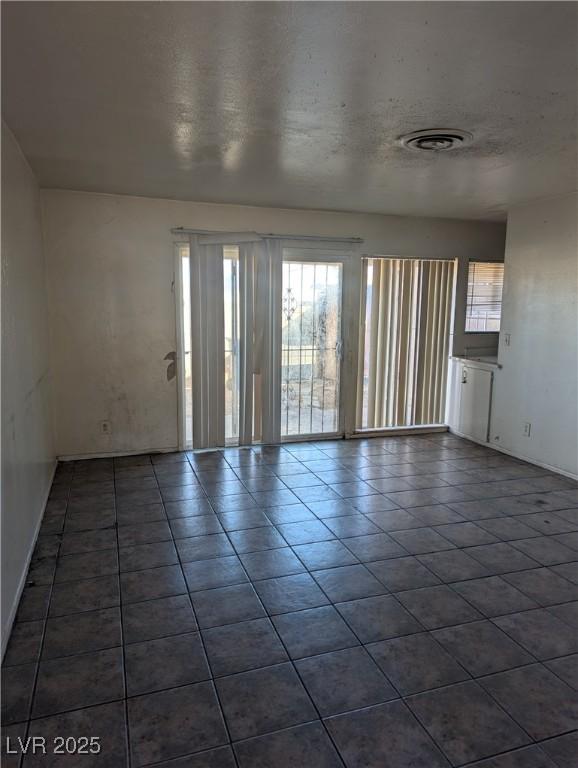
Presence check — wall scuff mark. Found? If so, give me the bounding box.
[165,351,176,381]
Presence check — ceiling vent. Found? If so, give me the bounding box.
[399,129,473,152]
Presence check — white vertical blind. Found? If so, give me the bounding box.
[238,242,256,445]
[413,259,454,424]
[255,239,283,444]
[188,235,283,448]
[358,257,455,429]
[189,236,225,448]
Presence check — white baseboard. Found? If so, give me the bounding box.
[349,425,449,439]
[57,446,179,462]
[57,432,578,481]
[448,428,578,481]
[1,458,58,659]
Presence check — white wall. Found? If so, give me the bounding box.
[491,192,578,477]
[41,189,505,457]
[1,124,55,649]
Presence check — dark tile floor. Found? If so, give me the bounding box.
[2,433,578,767]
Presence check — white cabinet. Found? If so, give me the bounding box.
[447,359,494,443]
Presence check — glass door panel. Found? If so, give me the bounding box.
[281,259,342,438]
[179,245,193,448]
[223,246,240,445]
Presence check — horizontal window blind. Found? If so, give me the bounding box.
[357,258,455,429]
[465,261,504,332]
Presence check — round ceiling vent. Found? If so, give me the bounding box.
[399,129,473,152]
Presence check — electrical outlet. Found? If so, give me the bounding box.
[100,420,112,435]
[523,422,531,437]
[504,333,511,347]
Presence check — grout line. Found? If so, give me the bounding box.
[211,528,350,767]
[169,494,242,768]
[112,465,133,768]
[6,437,578,768]
[20,466,69,749]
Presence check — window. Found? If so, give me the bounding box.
[465,261,504,332]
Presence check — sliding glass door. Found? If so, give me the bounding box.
[281,254,343,438]
[177,240,454,448]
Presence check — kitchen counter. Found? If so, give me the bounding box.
[451,355,501,371]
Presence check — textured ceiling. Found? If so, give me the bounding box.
[2,1,577,221]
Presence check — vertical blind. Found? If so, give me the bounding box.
[188,234,283,449]
[189,238,225,448]
[356,257,455,429]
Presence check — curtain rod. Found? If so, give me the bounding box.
[171,227,363,244]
